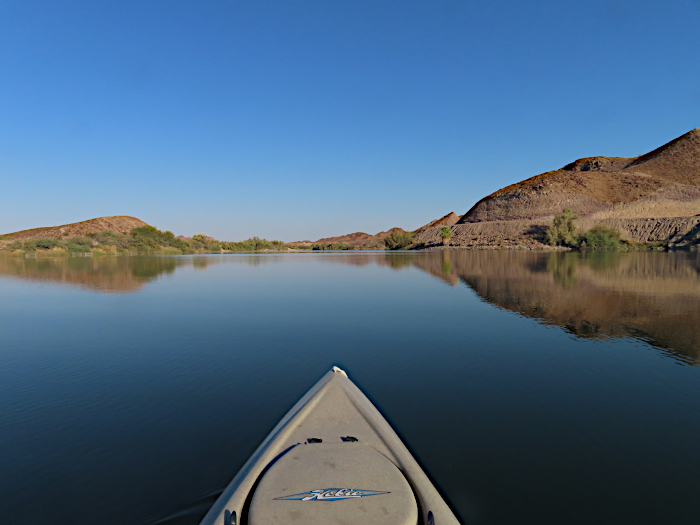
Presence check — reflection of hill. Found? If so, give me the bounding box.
[409,251,700,363]
[0,257,182,293]
[0,255,284,293]
[4,252,698,363]
[0,257,224,293]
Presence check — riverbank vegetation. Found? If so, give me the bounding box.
[0,226,301,257]
[311,242,355,250]
[384,230,414,250]
[578,225,623,248]
[546,209,624,249]
[440,227,452,245]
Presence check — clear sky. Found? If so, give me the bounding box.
[1,0,699,241]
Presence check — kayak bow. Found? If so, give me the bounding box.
[199,366,460,525]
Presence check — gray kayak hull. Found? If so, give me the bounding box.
[199,366,460,525]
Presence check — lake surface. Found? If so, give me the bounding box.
[1,251,699,524]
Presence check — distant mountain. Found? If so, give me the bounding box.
[1,216,150,241]
[292,212,459,248]
[293,227,407,248]
[460,128,700,223]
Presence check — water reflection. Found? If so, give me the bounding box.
[405,250,700,363]
[0,256,214,293]
[2,251,698,362]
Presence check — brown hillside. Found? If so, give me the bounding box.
[1,216,150,241]
[304,227,406,248]
[460,128,700,223]
[414,211,460,232]
[293,212,459,248]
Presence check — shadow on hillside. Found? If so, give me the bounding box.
[523,224,549,243]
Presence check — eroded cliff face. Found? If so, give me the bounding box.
[459,129,700,225]
[414,216,700,247]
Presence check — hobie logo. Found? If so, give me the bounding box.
[275,488,389,501]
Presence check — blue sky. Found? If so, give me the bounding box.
[1,0,699,241]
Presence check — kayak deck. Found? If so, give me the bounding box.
[199,366,459,525]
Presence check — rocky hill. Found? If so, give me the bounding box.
[414,211,460,231]
[292,227,406,248]
[414,129,700,248]
[293,212,460,248]
[460,128,700,223]
[1,216,150,241]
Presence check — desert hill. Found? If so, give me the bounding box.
[293,212,460,248]
[293,227,407,248]
[414,211,460,231]
[1,216,150,241]
[460,128,700,223]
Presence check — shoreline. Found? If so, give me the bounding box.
[2,243,690,258]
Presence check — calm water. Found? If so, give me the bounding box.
[1,251,699,524]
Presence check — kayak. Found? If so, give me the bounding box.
[199,366,460,525]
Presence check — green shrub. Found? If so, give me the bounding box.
[440,227,452,242]
[1,227,294,256]
[384,231,414,250]
[546,208,579,247]
[311,242,354,250]
[579,225,621,249]
[159,246,184,255]
[92,230,129,248]
[66,236,93,253]
[130,226,163,251]
[128,226,193,252]
[67,245,91,254]
[221,237,290,251]
[34,238,59,250]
